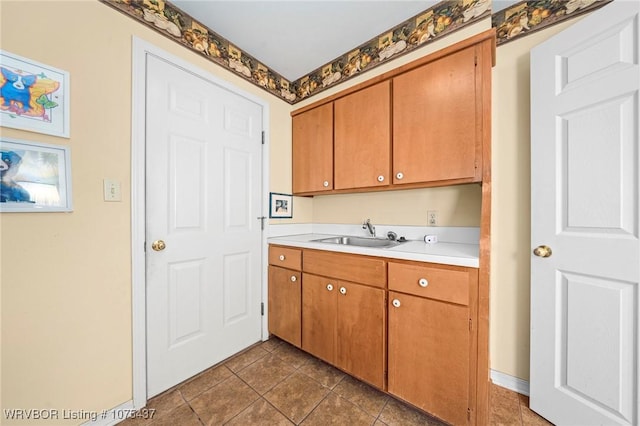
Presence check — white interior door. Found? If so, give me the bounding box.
[145,54,263,397]
[530,2,640,425]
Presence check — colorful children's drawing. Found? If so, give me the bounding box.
[0,51,70,138]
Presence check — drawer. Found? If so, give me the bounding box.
[303,249,386,288]
[388,262,474,305]
[269,245,302,270]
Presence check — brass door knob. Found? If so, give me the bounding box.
[533,245,552,258]
[151,240,166,251]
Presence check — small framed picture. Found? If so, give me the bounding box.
[1,137,73,212]
[269,192,292,218]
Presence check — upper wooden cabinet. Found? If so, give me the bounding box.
[292,102,333,194]
[334,81,391,190]
[291,30,494,196]
[393,45,481,185]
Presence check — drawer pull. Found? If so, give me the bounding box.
[323,180,329,187]
[339,286,347,295]
[290,275,297,282]
[279,254,286,261]
[396,172,404,180]
[326,284,333,291]
[392,299,401,308]
[418,278,429,288]
[377,175,385,182]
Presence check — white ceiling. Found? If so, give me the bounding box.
[171,0,443,80]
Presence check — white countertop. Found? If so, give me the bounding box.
[267,233,479,268]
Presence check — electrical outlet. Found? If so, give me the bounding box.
[427,210,438,226]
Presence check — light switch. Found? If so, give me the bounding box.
[103,179,122,202]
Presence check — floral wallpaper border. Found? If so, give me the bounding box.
[100,0,612,103]
[99,0,489,104]
[492,0,612,45]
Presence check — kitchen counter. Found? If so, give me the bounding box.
[268,233,479,268]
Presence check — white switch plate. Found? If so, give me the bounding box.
[103,179,122,202]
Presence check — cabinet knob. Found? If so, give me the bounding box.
[323,180,329,187]
[290,275,297,282]
[418,278,429,288]
[377,175,385,182]
[392,299,401,308]
[396,172,404,180]
[279,254,286,261]
[339,286,347,295]
[326,283,333,291]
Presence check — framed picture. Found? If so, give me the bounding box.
[269,192,292,218]
[0,50,70,138]
[1,138,73,212]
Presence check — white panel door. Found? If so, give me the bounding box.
[530,2,640,425]
[145,55,263,397]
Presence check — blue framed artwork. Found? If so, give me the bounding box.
[0,50,70,138]
[0,138,73,212]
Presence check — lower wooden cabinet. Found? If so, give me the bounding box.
[268,244,480,424]
[302,272,386,389]
[301,273,336,363]
[268,266,302,347]
[268,245,302,347]
[388,291,471,425]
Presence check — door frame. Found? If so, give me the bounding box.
[130,37,271,409]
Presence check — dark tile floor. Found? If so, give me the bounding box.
[121,337,553,425]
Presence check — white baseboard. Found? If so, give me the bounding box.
[82,400,135,426]
[491,369,530,396]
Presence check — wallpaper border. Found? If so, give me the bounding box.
[98,0,489,104]
[99,0,612,104]
[492,0,612,46]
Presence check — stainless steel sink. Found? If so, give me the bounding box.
[312,235,401,248]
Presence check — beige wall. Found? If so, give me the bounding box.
[0,1,292,423]
[490,17,587,380]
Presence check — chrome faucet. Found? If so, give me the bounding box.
[362,219,376,237]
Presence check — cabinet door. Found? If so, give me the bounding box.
[336,281,386,389]
[393,46,479,185]
[334,81,391,190]
[302,273,337,364]
[268,266,301,347]
[292,103,334,194]
[388,291,470,425]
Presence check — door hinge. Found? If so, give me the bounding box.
[468,408,472,421]
[261,131,265,145]
[469,318,473,331]
[474,54,478,66]
[143,241,146,252]
[261,302,264,316]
